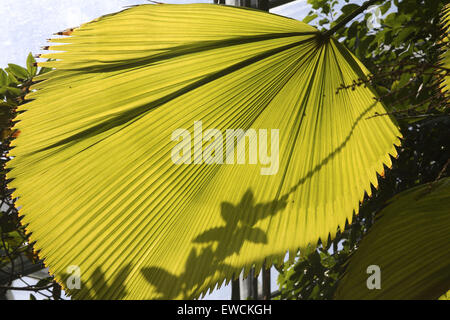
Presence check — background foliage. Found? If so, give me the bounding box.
[275,0,449,300]
[0,55,60,299]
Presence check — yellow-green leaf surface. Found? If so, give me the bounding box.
[8,4,401,299]
[439,290,450,300]
[441,4,450,96]
[335,178,450,300]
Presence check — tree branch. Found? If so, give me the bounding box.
[0,284,53,292]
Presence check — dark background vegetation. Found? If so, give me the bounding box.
[275,0,449,299]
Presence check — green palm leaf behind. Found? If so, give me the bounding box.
[8,4,401,299]
[335,178,450,300]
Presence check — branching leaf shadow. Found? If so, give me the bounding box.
[87,265,131,299]
[138,99,387,299]
[142,246,236,299]
[193,190,287,259]
[52,94,385,300]
[141,190,287,299]
[61,264,131,300]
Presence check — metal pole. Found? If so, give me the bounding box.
[251,268,258,299]
[262,261,271,300]
[231,278,240,300]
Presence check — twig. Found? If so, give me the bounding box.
[436,159,450,181]
[0,284,53,291]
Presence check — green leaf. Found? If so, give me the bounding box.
[303,14,318,24]
[380,1,391,15]
[335,178,450,300]
[346,21,358,40]
[4,230,24,249]
[384,12,399,28]
[394,27,415,46]
[341,4,359,15]
[6,86,22,96]
[0,69,8,86]
[36,276,53,287]
[8,4,401,299]
[321,255,336,269]
[27,52,37,77]
[318,18,329,26]
[7,63,29,80]
[6,72,19,85]
[397,72,411,89]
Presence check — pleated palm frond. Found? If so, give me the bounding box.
[8,4,401,299]
[440,4,450,96]
[334,178,450,300]
[439,290,450,300]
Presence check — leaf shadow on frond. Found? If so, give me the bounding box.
[193,190,287,258]
[141,189,287,299]
[139,97,392,299]
[61,264,131,300]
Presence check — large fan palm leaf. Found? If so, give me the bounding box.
[8,4,401,299]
